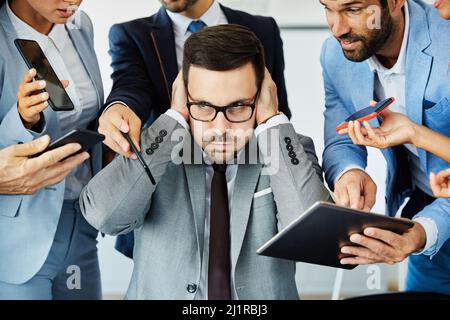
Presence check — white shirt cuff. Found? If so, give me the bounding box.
[165,109,190,130]
[334,166,366,186]
[413,217,438,255]
[254,113,290,137]
[103,101,131,114]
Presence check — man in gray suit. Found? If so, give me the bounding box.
[80,25,332,300]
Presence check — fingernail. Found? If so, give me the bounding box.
[120,124,129,132]
[39,81,46,88]
[29,69,35,75]
[340,259,348,265]
[40,135,50,145]
[74,144,82,151]
[43,101,48,107]
[364,228,374,236]
[131,154,137,160]
[42,92,49,99]
[350,234,360,243]
[341,247,350,254]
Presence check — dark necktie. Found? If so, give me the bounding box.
[187,20,207,33]
[208,163,231,300]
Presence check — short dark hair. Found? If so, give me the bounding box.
[182,24,265,90]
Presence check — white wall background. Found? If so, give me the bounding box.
[79,0,410,299]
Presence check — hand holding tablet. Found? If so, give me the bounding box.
[257,201,414,269]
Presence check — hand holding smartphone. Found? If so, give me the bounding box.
[31,129,105,159]
[14,39,75,112]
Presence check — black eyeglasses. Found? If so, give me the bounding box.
[186,91,259,123]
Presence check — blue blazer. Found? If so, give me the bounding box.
[109,5,292,258]
[0,4,104,284]
[321,0,450,294]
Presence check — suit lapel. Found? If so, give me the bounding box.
[184,161,207,260]
[151,7,179,103]
[221,5,242,25]
[67,27,104,110]
[230,163,262,270]
[404,1,432,171]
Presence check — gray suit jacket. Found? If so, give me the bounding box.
[80,114,332,299]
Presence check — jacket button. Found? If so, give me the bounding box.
[288,151,297,159]
[150,143,159,150]
[284,137,291,144]
[186,283,197,293]
[155,136,163,143]
[286,144,294,152]
[159,130,167,137]
[146,148,154,155]
[291,158,299,165]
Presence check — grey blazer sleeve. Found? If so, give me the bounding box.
[257,122,333,230]
[79,114,187,235]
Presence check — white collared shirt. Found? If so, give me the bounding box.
[166,0,228,69]
[7,3,98,200]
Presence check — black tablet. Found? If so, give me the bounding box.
[256,201,414,270]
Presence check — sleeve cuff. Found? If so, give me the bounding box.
[103,101,131,114]
[254,113,290,137]
[413,217,438,255]
[164,109,190,131]
[334,166,366,186]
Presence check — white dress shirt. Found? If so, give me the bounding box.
[165,109,289,299]
[366,2,437,253]
[166,0,228,69]
[7,3,98,200]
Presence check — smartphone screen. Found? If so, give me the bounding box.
[14,39,75,111]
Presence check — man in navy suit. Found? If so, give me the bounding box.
[97,0,292,258]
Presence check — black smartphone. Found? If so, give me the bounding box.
[32,129,105,158]
[14,39,75,111]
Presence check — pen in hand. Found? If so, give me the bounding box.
[123,132,156,185]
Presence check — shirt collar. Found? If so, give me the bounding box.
[368,1,409,76]
[166,0,222,36]
[6,0,67,52]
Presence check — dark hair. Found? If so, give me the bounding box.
[182,24,265,90]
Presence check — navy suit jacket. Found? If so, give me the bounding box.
[107,5,292,258]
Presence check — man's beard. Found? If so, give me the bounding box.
[338,8,395,62]
[159,0,199,13]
